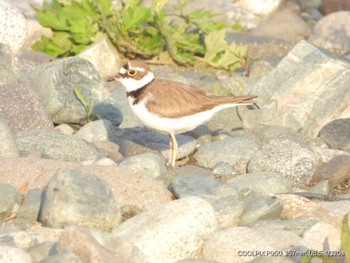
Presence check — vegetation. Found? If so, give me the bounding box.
[33,0,248,71]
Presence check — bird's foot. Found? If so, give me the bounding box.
[166,162,175,170]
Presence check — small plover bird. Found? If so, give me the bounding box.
[108,60,257,168]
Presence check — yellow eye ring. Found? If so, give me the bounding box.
[127,69,137,77]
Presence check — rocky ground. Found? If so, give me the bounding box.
[1,0,350,262]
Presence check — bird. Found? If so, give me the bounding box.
[107,60,257,168]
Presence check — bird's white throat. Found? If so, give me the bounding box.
[118,71,155,92]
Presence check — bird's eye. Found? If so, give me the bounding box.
[127,69,137,77]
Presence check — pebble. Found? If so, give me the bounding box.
[247,138,319,188]
[0,118,19,158]
[16,189,43,222]
[74,119,117,142]
[318,118,350,152]
[0,184,22,221]
[111,196,217,263]
[0,245,32,263]
[39,168,122,231]
[194,137,260,168]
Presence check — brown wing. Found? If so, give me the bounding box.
[144,79,256,118]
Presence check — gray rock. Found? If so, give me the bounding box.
[206,107,249,133]
[78,38,121,77]
[243,40,350,138]
[23,57,122,126]
[17,189,43,222]
[74,119,117,142]
[15,50,55,75]
[318,118,350,152]
[0,84,53,131]
[251,10,311,43]
[202,226,304,263]
[175,165,214,177]
[309,11,350,54]
[54,124,75,135]
[247,138,320,188]
[308,180,329,195]
[184,125,212,144]
[15,130,101,162]
[39,168,121,231]
[0,245,32,263]
[0,184,22,221]
[118,152,167,179]
[0,118,19,158]
[110,196,217,263]
[239,195,284,225]
[119,131,196,161]
[39,253,82,263]
[0,1,27,53]
[27,241,56,263]
[227,172,293,194]
[0,44,17,84]
[171,175,244,228]
[194,137,260,168]
[212,162,241,181]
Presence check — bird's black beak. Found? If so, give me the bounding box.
[106,73,122,82]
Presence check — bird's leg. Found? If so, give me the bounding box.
[167,133,178,169]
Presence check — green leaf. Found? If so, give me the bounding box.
[190,8,214,19]
[33,32,73,56]
[341,214,350,263]
[36,10,69,30]
[122,5,151,31]
[96,0,112,16]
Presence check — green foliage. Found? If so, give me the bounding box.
[33,0,247,70]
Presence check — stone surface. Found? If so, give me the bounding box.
[0,1,27,53]
[247,138,320,188]
[0,84,53,131]
[212,162,241,181]
[39,168,121,231]
[235,0,284,16]
[0,184,22,221]
[0,118,19,158]
[309,11,350,54]
[320,0,350,14]
[0,158,173,212]
[202,226,303,263]
[111,197,217,263]
[318,118,350,152]
[0,245,32,263]
[78,38,121,77]
[251,10,311,42]
[15,130,101,162]
[118,152,167,179]
[243,40,350,138]
[17,189,43,222]
[23,57,122,126]
[74,119,117,142]
[119,131,197,161]
[0,45,17,85]
[311,155,350,190]
[194,137,260,168]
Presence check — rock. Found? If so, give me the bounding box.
[0,245,32,263]
[27,241,56,263]
[212,162,241,181]
[202,226,303,263]
[247,138,319,188]
[227,172,292,194]
[0,84,53,131]
[243,40,350,138]
[17,189,43,222]
[23,57,122,126]
[184,125,212,144]
[235,0,285,16]
[311,155,350,190]
[251,10,311,43]
[171,175,244,228]
[308,180,329,195]
[74,119,117,142]
[0,184,22,221]
[239,195,284,225]
[0,1,27,53]
[57,226,146,263]
[15,51,55,75]
[119,131,196,161]
[320,0,350,15]
[118,152,167,179]
[15,130,101,162]
[0,45,17,85]
[309,11,350,54]
[318,118,350,152]
[0,118,19,158]
[39,168,121,231]
[194,137,260,168]
[39,253,82,263]
[0,158,173,212]
[54,124,75,135]
[78,38,121,77]
[317,200,350,216]
[110,197,217,263]
[0,226,38,248]
[175,165,214,178]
